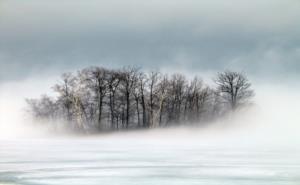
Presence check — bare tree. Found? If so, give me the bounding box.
[156,75,169,126]
[84,67,108,130]
[147,71,159,127]
[26,95,58,121]
[120,67,139,128]
[27,66,255,133]
[132,76,141,127]
[138,72,148,128]
[107,70,121,129]
[53,73,76,123]
[184,77,203,122]
[168,74,187,123]
[215,71,254,110]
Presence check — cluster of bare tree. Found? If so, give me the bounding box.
[26,67,254,132]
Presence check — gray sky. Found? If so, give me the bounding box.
[0,0,300,83]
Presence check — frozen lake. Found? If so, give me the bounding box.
[0,135,299,185]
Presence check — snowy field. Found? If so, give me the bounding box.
[1,83,299,185]
[0,135,299,185]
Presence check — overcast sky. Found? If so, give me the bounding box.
[0,0,300,83]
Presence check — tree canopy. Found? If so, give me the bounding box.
[26,67,254,133]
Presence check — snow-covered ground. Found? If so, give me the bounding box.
[0,135,299,185]
[1,81,300,185]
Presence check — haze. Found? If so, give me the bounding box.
[0,0,300,184]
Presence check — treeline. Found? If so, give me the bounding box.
[26,66,254,133]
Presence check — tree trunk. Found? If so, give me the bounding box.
[135,97,140,127]
[126,91,130,128]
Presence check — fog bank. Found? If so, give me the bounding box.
[0,77,299,149]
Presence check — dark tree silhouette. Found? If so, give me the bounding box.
[26,67,255,133]
[215,71,254,110]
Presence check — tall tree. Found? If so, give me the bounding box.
[148,71,159,127]
[107,70,121,129]
[138,72,148,128]
[215,71,254,110]
[156,75,169,126]
[168,74,187,123]
[85,67,108,129]
[120,67,139,128]
[53,73,76,123]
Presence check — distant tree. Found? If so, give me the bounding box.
[84,67,108,130]
[53,73,76,123]
[120,67,139,128]
[183,77,202,122]
[26,95,57,121]
[147,71,159,127]
[72,71,91,130]
[107,70,121,129]
[138,72,148,128]
[214,71,254,110]
[26,66,255,133]
[168,74,187,123]
[132,73,142,127]
[156,75,169,126]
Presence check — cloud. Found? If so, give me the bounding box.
[0,0,300,82]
